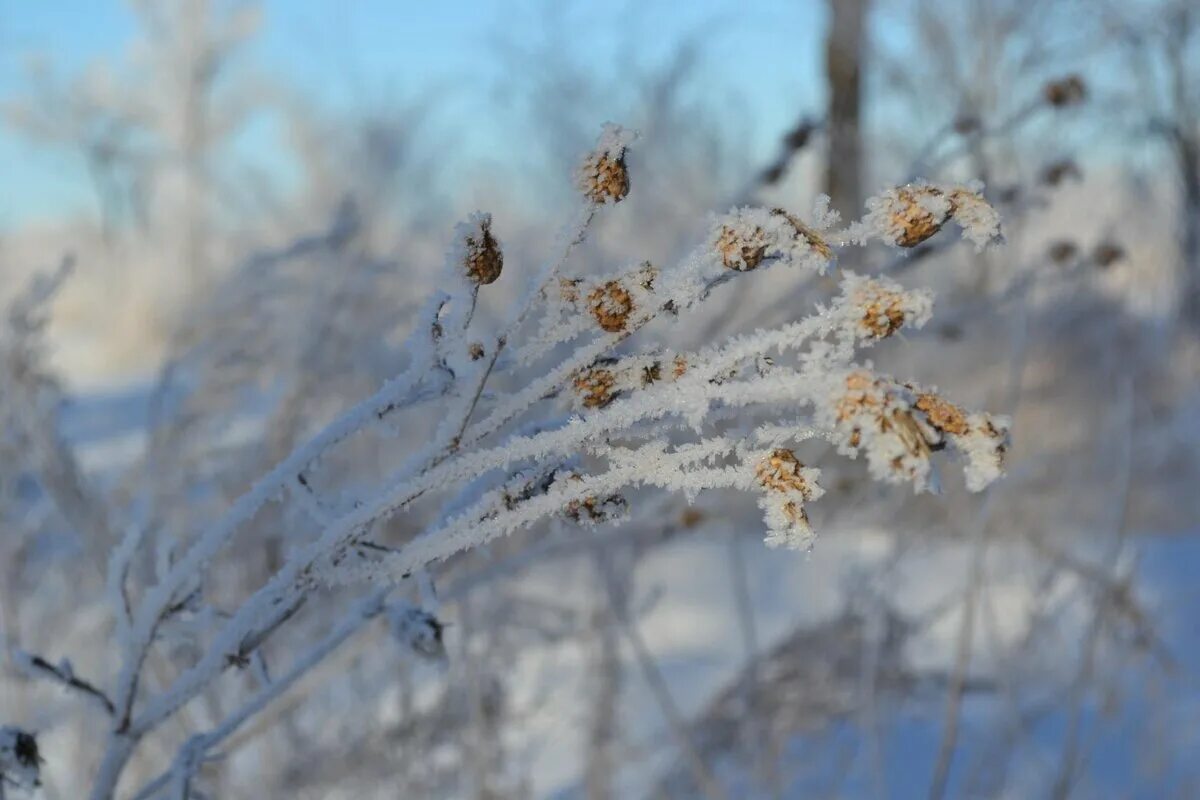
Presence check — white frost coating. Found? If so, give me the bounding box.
[958,412,1012,491]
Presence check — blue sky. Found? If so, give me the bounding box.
[0,0,829,226]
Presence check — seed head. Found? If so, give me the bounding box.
[847,276,929,339]
[588,280,635,333]
[577,123,636,204]
[458,213,503,285]
[756,449,819,500]
[887,186,951,248]
[915,392,969,436]
[573,365,618,408]
[716,224,769,270]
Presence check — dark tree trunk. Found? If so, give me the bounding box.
[825,0,869,221]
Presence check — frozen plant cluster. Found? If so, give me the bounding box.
[0,124,1007,799]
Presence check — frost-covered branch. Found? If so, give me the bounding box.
[1,122,1010,799]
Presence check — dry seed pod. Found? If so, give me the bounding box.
[890,186,950,247]
[573,365,618,409]
[581,153,629,204]
[577,123,635,204]
[915,393,969,436]
[856,284,911,339]
[756,449,818,499]
[716,224,770,271]
[460,213,503,285]
[588,280,635,333]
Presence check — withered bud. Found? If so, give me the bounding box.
[460,213,503,285]
[1043,75,1087,108]
[468,342,486,360]
[716,224,769,271]
[914,393,969,436]
[573,365,618,409]
[581,153,629,204]
[890,186,950,248]
[577,124,635,204]
[588,280,635,333]
[858,286,910,339]
[756,449,818,500]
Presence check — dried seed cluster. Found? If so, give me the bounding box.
[588,280,635,333]
[755,449,825,551]
[914,392,969,436]
[577,123,636,204]
[856,182,1001,251]
[716,224,770,271]
[713,208,834,272]
[459,213,503,285]
[756,449,819,499]
[848,277,930,340]
[571,353,685,411]
[825,370,1009,492]
[573,364,618,409]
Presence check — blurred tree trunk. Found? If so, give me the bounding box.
[825,0,869,221]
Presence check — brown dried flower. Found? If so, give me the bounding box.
[580,153,629,204]
[588,280,635,333]
[889,186,950,247]
[756,449,818,499]
[573,365,618,409]
[716,224,770,271]
[461,214,503,285]
[915,392,969,436]
[857,284,910,339]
